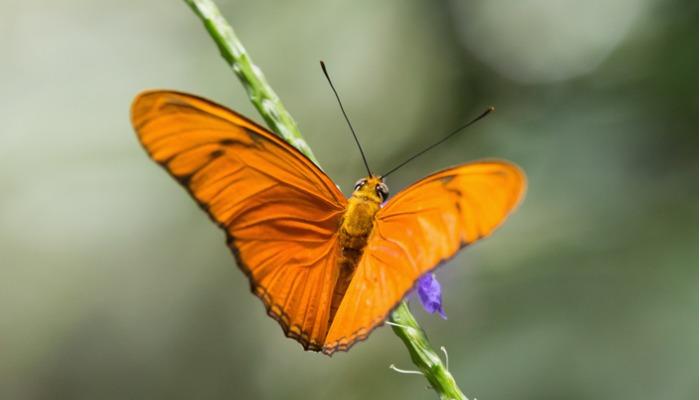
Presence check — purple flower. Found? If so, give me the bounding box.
[416,273,446,319]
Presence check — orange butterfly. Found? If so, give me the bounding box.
[131,90,525,355]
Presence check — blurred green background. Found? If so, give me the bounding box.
[1,0,696,399]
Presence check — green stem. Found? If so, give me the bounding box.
[390,303,466,400]
[183,0,319,165]
[183,1,467,399]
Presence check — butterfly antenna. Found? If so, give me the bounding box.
[320,61,372,177]
[381,107,495,178]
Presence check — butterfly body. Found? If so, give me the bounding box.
[131,91,525,355]
[331,176,386,324]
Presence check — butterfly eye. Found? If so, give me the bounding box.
[376,183,389,201]
[353,179,366,191]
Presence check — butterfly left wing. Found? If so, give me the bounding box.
[132,90,348,351]
[323,161,525,353]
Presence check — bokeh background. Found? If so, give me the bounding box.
[1,0,697,399]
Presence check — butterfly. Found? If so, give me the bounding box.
[131,90,526,355]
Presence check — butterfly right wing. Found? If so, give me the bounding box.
[324,161,525,354]
[131,90,347,350]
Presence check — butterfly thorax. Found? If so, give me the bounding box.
[339,176,385,256]
[328,176,386,324]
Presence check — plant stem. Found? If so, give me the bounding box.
[183,1,467,399]
[390,302,467,400]
[183,0,319,165]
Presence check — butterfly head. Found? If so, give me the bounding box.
[352,176,389,203]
